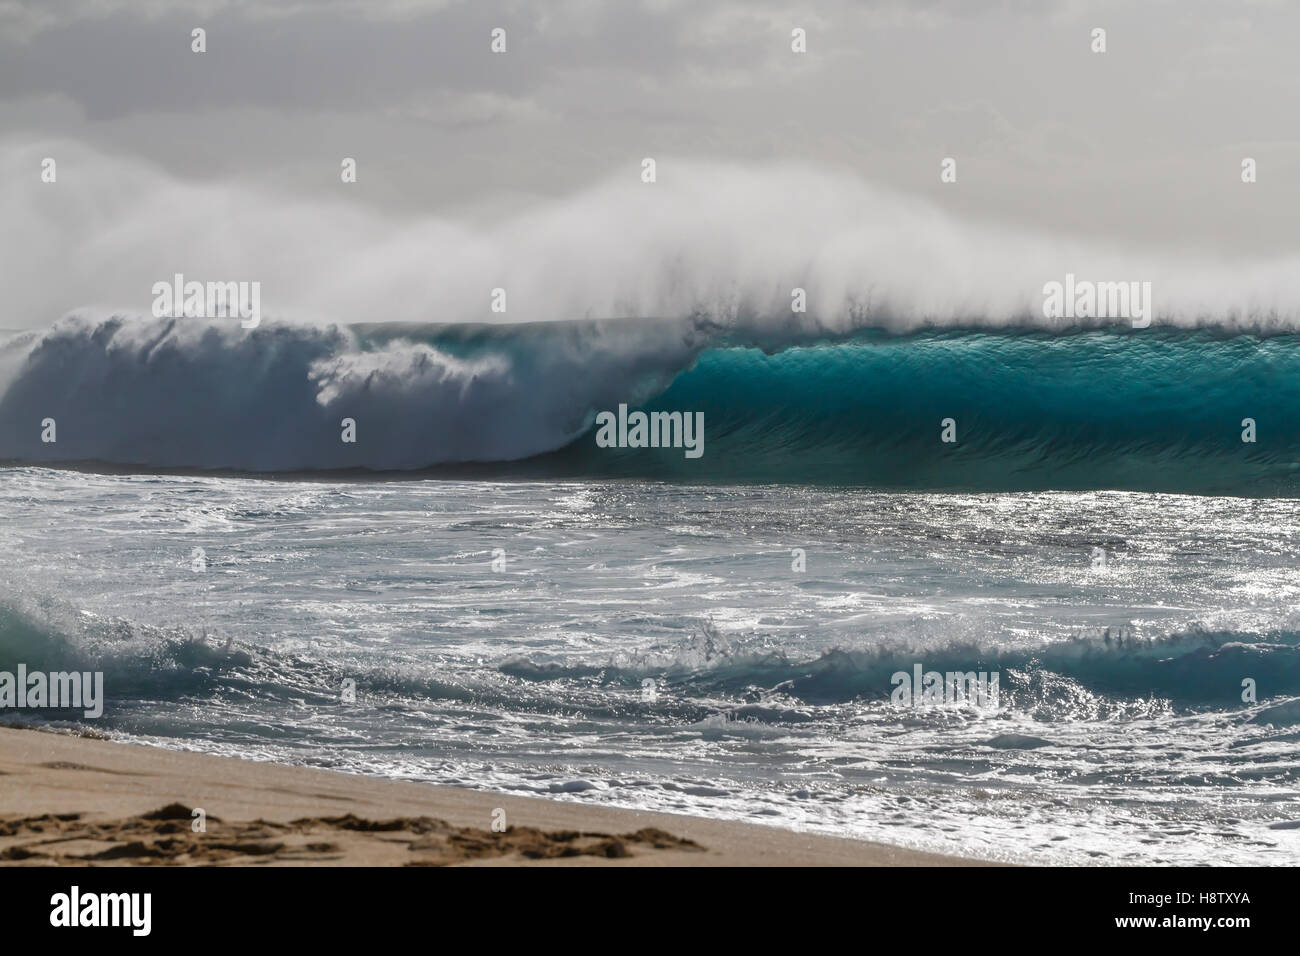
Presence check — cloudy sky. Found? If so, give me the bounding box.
[3,0,1297,327]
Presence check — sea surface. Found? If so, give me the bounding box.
[2,471,1299,865]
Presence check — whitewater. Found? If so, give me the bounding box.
[2,473,1299,865]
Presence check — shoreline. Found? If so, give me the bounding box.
[0,726,995,866]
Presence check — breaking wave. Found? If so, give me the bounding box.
[4,595,1298,725]
[3,315,1300,493]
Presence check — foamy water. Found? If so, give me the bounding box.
[2,468,1298,865]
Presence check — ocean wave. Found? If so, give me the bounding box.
[3,315,1300,492]
[553,325,1300,492]
[3,595,1297,723]
[0,312,702,472]
[0,598,254,704]
[0,597,712,724]
[505,621,1300,716]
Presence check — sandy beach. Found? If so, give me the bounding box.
[0,726,987,866]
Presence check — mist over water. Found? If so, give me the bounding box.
[6,141,1300,333]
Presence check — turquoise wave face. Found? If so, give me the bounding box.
[545,328,1300,493]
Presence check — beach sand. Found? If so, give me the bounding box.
[0,726,990,866]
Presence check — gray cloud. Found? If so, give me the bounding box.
[2,0,1298,270]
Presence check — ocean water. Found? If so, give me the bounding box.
[2,317,1300,865]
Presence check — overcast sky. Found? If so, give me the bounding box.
[2,0,1297,327]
